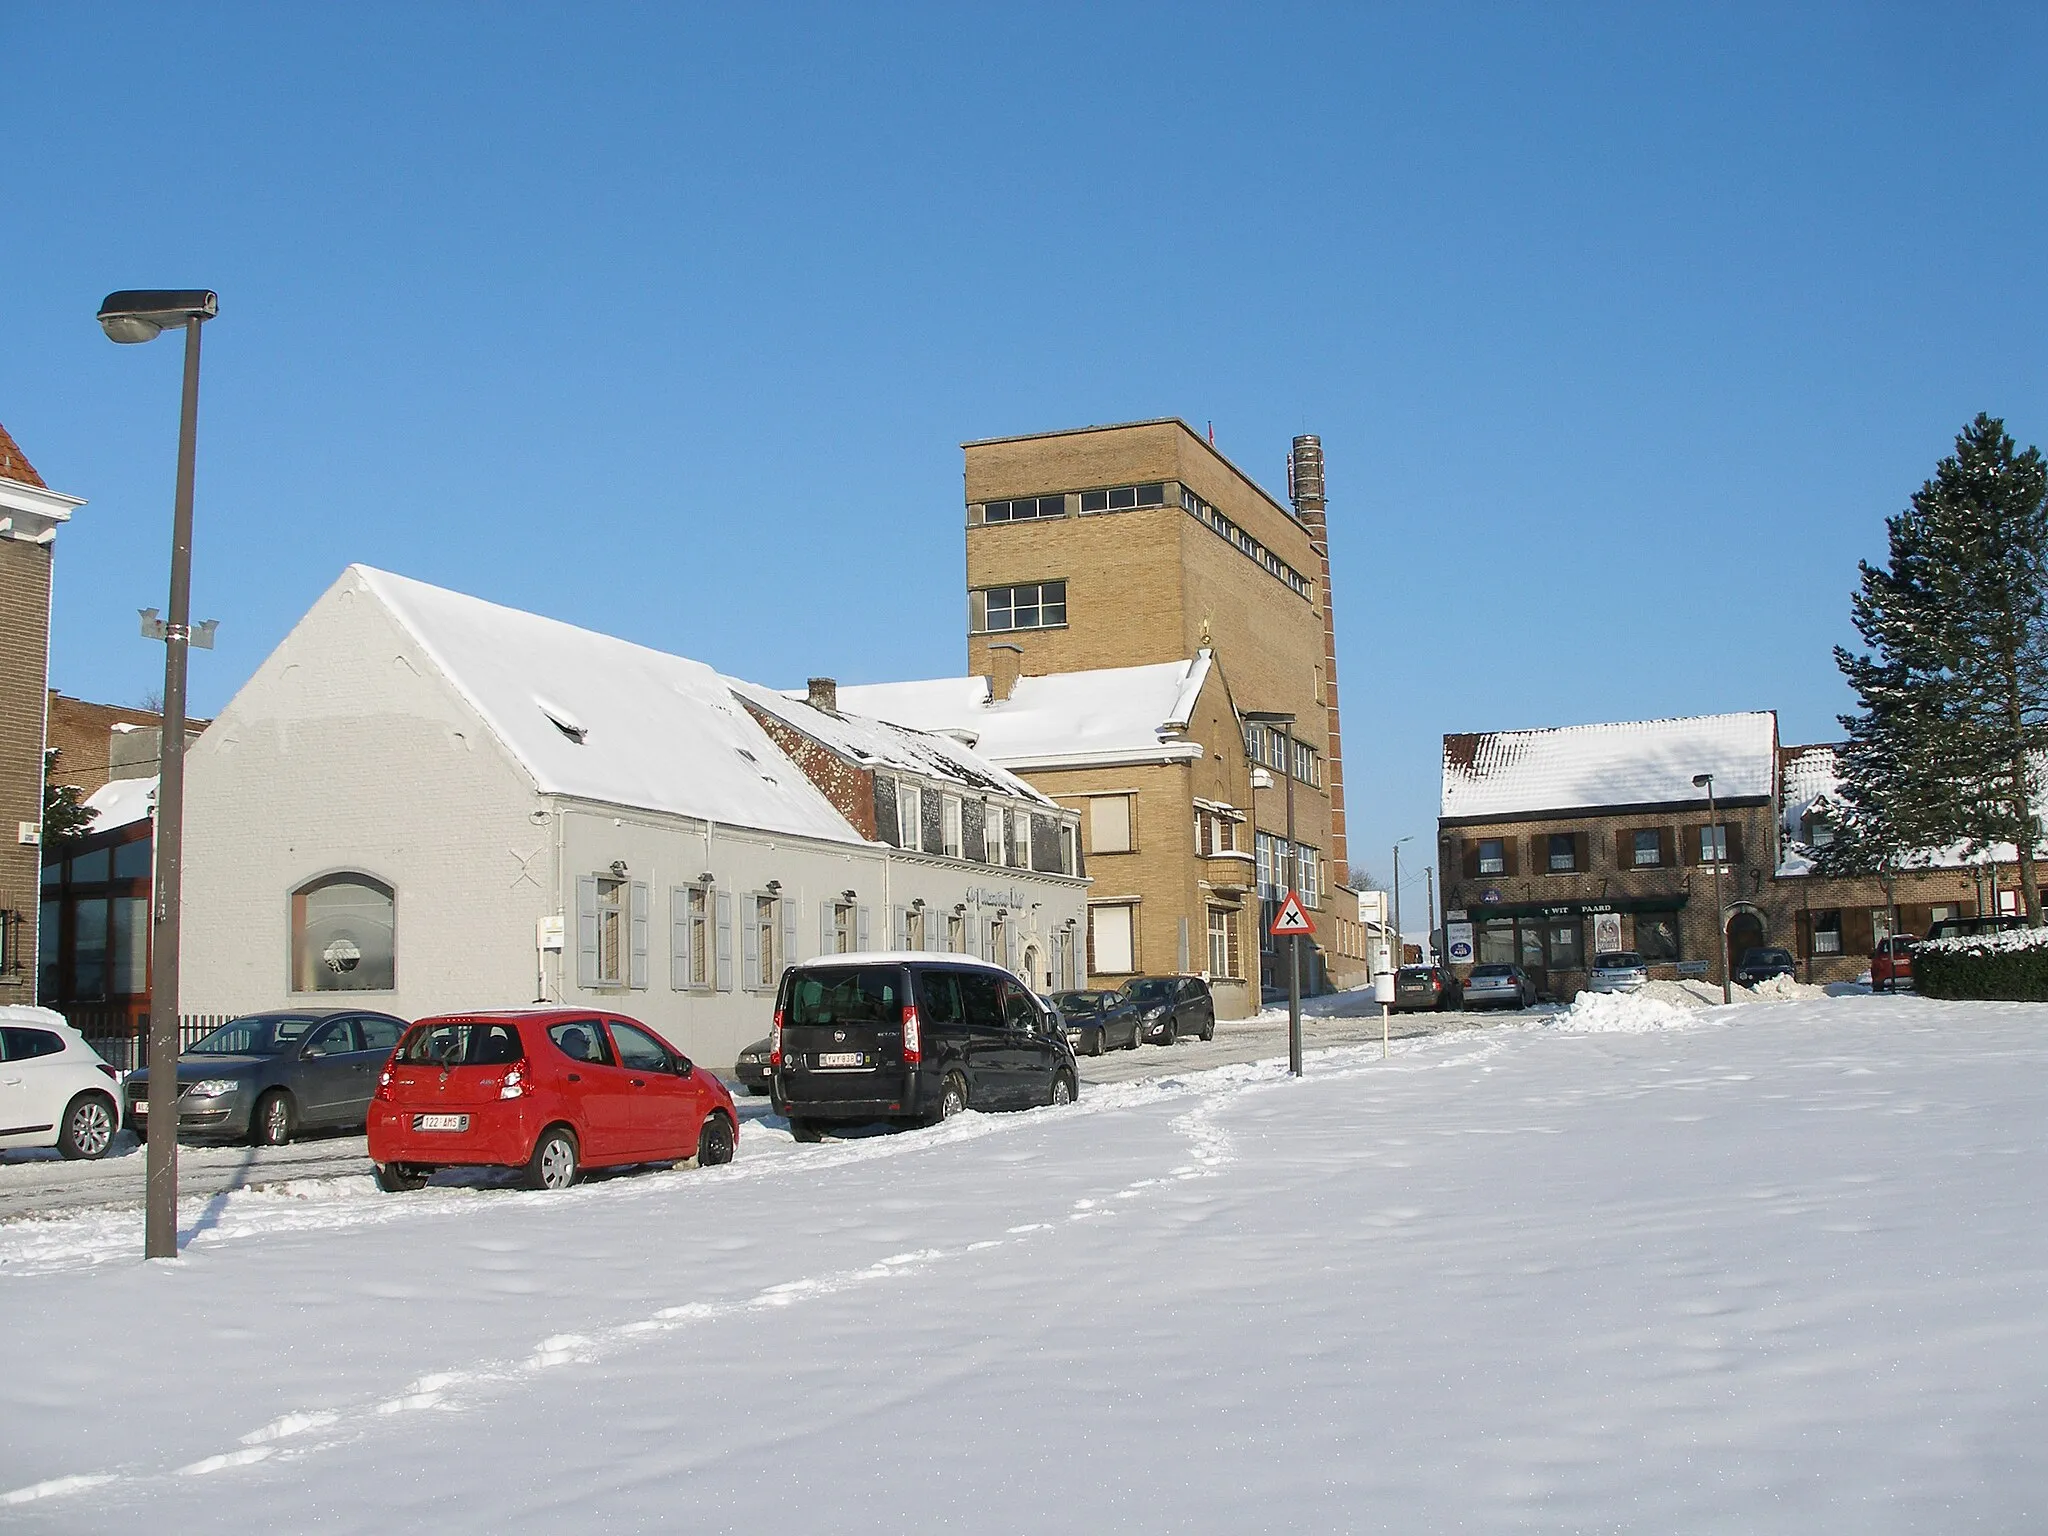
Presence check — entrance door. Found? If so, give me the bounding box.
[1518,922,1547,999]
[1726,911,1765,970]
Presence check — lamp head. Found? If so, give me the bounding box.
[98,290,218,344]
[1692,773,1713,789]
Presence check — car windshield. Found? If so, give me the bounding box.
[1051,991,1110,1014]
[397,1022,524,1066]
[1397,967,1434,982]
[785,966,904,1025]
[186,1014,325,1056]
[1594,953,1644,970]
[1122,979,1176,1002]
[1743,949,1793,966]
[1470,964,1513,979]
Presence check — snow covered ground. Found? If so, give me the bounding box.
[4,992,2044,1531]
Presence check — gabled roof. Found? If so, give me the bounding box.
[831,653,1216,769]
[727,680,1053,805]
[1441,712,1778,819]
[0,419,46,489]
[351,567,865,845]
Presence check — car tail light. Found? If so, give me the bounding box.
[375,1067,395,1102]
[901,1004,921,1063]
[97,1063,118,1081]
[499,1060,529,1100]
[769,1008,783,1069]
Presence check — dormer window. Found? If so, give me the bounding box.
[536,698,587,745]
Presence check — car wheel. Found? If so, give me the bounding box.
[57,1093,116,1160]
[375,1161,428,1193]
[787,1118,824,1144]
[697,1112,736,1167]
[1200,1013,1214,1042]
[1089,1029,1104,1057]
[1049,1071,1075,1107]
[939,1073,969,1121]
[524,1126,579,1190]
[1126,1023,1142,1050]
[250,1090,295,1148]
[1162,1018,1179,1047]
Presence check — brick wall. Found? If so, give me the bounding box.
[0,539,52,993]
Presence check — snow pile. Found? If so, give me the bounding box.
[1740,972,1830,1002]
[1638,978,1720,1009]
[1548,988,1696,1032]
[1919,924,2048,958]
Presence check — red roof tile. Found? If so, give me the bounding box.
[0,419,47,489]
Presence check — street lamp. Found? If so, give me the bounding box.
[1692,772,1731,1004]
[100,288,218,1261]
[1243,710,1301,1077]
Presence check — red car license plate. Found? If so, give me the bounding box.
[413,1113,470,1132]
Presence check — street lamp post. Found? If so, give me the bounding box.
[1692,772,1730,1005]
[1244,711,1301,1077]
[100,289,218,1261]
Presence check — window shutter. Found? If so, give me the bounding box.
[1725,822,1745,864]
[856,905,871,951]
[1681,825,1701,866]
[576,875,599,989]
[715,890,734,991]
[628,882,649,990]
[1503,838,1520,877]
[1795,910,1813,958]
[782,896,798,971]
[742,897,761,990]
[893,904,909,950]
[820,901,835,956]
[670,888,689,990]
[1843,907,1875,957]
[968,589,988,632]
[1613,829,1632,870]
[1461,839,1479,879]
[1573,832,1589,872]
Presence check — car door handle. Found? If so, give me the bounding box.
[566,1073,581,1083]
[630,1079,646,1088]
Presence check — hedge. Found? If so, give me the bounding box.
[1914,927,2048,1001]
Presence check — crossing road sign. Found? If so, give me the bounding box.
[1270,892,1316,937]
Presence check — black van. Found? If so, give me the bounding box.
[770,954,1078,1142]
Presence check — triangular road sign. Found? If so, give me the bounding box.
[1270,891,1316,937]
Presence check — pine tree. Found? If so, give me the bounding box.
[1832,414,2048,924]
[41,748,93,846]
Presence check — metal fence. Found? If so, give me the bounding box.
[58,1007,236,1073]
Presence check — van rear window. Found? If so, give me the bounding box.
[785,967,904,1026]
[398,1022,524,1066]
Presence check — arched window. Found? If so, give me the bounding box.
[290,873,395,992]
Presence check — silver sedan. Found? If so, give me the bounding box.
[1462,963,1537,1010]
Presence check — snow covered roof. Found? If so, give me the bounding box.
[830,654,1215,769]
[726,680,1053,805]
[1441,712,1778,820]
[1775,740,2048,875]
[83,776,156,834]
[353,567,865,845]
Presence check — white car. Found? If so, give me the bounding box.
[0,1006,122,1160]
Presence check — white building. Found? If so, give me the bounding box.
[180,567,1086,1068]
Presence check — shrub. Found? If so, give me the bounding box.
[1914,926,2048,1001]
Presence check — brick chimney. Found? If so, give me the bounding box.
[806,677,838,714]
[987,642,1024,703]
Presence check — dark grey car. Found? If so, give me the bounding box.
[125,1009,409,1146]
[1118,976,1216,1045]
[1050,990,1144,1055]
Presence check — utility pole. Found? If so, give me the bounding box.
[1693,772,1730,1004]
[1424,866,1435,962]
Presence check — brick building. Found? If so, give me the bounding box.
[1438,712,2023,999]
[0,419,85,997]
[955,419,1360,996]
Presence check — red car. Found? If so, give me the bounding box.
[368,1009,737,1192]
[1871,936,1916,993]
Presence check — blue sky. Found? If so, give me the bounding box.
[8,3,2048,909]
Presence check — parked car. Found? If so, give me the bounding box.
[368,1009,736,1192]
[1925,915,2025,943]
[1732,947,1796,987]
[1462,963,1537,1010]
[1392,965,1462,1012]
[1871,935,1917,993]
[126,1009,409,1146]
[1117,975,1216,1045]
[1587,952,1649,994]
[0,1007,121,1161]
[734,1038,772,1094]
[1049,989,1145,1054]
[772,954,1078,1142]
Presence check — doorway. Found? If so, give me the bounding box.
[1725,910,1765,968]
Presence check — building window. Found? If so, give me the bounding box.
[947,910,966,953]
[290,872,396,993]
[1811,910,1842,956]
[1196,809,1240,856]
[1700,824,1729,864]
[1632,829,1662,868]
[906,906,927,951]
[1478,838,1506,876]
[672,884,713,990]
[1089,904,1136,975]
[982,494,1066,523]
[1290,740,1321,787]
[897,784,921,851]
[1634,914,1680,962]
[1207,907,1242,978]
[1545,918,1584,971]
[1011,809,1031,869]
[971,581,1067,633]
[984,802,1006,866]
[1548,834,1576,873]
[750,895,779,988]
[943,795,963,858]
[1808,816,1836,848]
[1090,794,1133,855]
[832,901,856,954]
[1871,907,1894,942]
[596,877,625,985]
[1299,846,1321,907]
[1059,822,1078,875]
[1079,482,1166,513]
